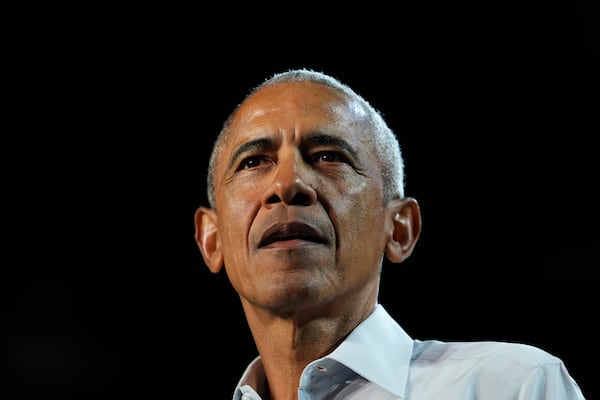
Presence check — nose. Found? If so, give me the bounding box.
[261,151,317,207]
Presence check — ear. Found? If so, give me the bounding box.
[384,197,422,263]
[194,207,224,273]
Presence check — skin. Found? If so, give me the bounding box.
[195,81,421,400]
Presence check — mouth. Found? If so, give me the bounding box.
[259,221,328,248]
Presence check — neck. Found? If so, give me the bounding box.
[241,300,376,400]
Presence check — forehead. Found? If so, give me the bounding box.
[227,81,369,143]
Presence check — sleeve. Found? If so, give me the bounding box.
[516,361,586,400]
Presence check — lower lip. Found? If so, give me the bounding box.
[262,239,320,249]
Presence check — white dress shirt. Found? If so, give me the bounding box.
[233,304,585,399]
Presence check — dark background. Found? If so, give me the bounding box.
[9,2,598,398]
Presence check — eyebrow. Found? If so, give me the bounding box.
[226,133,359,171]
[227,137,274,171]
[307,133,359,160]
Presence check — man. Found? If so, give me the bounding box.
[194,69,585,399]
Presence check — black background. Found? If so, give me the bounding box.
[9,2,598,398]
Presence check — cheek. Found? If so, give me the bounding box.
[216,186,260,249]
[219,178,263,218]
[345,179,369,197]
[334,181,386,246]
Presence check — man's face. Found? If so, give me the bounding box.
[211,82,392,316]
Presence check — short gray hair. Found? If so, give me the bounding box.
[206,68,405,208]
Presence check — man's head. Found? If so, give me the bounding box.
[195,69,420,318]
[206,69,406,209]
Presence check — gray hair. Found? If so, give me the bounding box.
[206,68,405,208]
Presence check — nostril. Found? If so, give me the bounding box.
[291,192,313,206]
[266,194,282,204]
[265,192,313,206]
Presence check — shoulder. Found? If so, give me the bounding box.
[406,340,585,398]
[412,339,563,370]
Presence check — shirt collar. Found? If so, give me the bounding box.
[234,304,414,399]
[326,304,413,397]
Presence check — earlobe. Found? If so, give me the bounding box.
[385,197,422,263]
[194,207,224,273]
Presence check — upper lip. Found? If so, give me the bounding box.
[259,221,327,247]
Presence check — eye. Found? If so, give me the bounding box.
[238,155,265,170]
[312,151,347,164]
